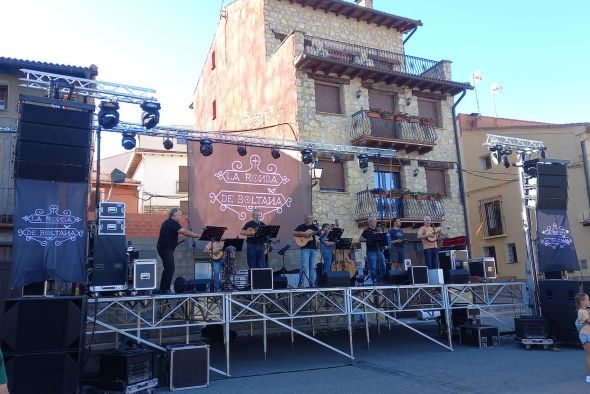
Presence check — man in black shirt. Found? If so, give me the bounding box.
[157,208,200,293]
[360,216,387,284]
[240,209,266,268]
[293,214,319,287]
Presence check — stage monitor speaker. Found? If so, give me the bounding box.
[387,269,409,285]
[90,234,127,291]
[274,276,288,289]
[4,351,81,394]
[410,266,429,285]
[1,296,87,353]
[324,271,350,287]
[447,269,470,284]
[169,344,209,390]
[250,268,273,290]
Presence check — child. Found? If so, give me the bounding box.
[575,292,590,383]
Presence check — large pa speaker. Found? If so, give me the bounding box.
[538,280,579,313]
[1,296,87,353]
[169,344,209,390]
[90,234,127,291]
[20,99,93,129]
[536,163,568,210]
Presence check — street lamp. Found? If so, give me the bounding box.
[310,161,323,187]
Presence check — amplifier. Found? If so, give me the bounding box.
[132,259,157,290]
[515,316,550,339]
[169,344,209,390]
[99,349,153,390]
[468,257,497,279]
[98,201,125,218]
[460,325,500,348]
[233,270,250,290]
[98,218,126,236]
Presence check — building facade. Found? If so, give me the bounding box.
[459,114,590,278]
[192,0,471,265]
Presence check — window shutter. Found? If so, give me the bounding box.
[368,91,395,112]
[319,160,345,191]
[315,83,341,114]
[178,166,188,193]
[418,98,439,127]
[425,168,446,196]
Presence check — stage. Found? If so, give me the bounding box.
[87,282,527,377]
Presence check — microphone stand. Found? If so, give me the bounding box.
[187,218,198,261]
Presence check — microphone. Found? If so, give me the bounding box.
[277,244,291,256]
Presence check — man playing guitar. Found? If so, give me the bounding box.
[240,209,266,268]
[293,214,320,287]
[417,215,446,269]
[360,216,387,284]
[203,240,224,291]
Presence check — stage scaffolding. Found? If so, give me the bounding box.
[87,282,526,377]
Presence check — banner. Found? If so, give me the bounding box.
[187,143,311,243]
[12,179,87,286]
[536,208,579,272]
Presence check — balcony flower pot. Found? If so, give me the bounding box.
[408,116,421,124]
[420,117,434,126]
[367,109,381,119]
[393,114,407,122]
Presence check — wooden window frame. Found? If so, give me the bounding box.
[425,168,447,197]
[319,159,345,192]
[314,82,342,115]
[417,97,440,128]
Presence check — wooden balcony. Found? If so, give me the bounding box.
[355,189,444,227]
[296,36,471,95]
[350,110,436,153]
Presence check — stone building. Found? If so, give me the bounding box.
[192,0,472,265]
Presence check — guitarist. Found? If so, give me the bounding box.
[417,215,441,269]
[319,223,335,275]
[240,209,266,268]
[360,216,387,284]
[203,240,224,291]
[293,214,320,287]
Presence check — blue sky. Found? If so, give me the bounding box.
[3,0,588,157]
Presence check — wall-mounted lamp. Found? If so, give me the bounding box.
[413,168,419,177]
[356,89,362,100]
[310,161,323,187]
[405,97,412,106]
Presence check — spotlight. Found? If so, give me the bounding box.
[140,101,161,129]
[301,149,314,165]
[98,101,120,129]
[490,150,500,166]
[163,138,173,150]
[331,154,341,164]
[237,146,247,156]
[121,131,136,150]
[200,139,213,156]
[271,148,280,159]
[357,154,369,172]
[502,154,511,168]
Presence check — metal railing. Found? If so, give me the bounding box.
[304,36,448,81]
[355,189,444,221]
[350,110,437,143]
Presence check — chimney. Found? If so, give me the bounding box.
[355,0,373,8]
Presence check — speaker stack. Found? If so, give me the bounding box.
[1,296,87,393]
[536,162,568,210]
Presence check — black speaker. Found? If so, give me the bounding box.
[18,122,90,148]
[410,266,428,285]
[1,296,87,353]
[250,268,273,290]
[20,101,92,129]
[273,276,288,289]
[387,269,409,285]
[447,269,470,284]
[537,163,567,177]
[539,280,578,313]
[544,271,563,280]
[543,310,578,343]
[468,258,496,279]
[169,344,209,390]
[536,163,568,210]
[99,349,154,390]
[514,316,550,339]
[324,271,350,287]
[90,234,127,290]
[4,351,81,394]
[15,160,90,183]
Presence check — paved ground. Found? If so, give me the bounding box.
[153,322,590,394]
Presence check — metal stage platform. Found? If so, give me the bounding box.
[87,282,526,377]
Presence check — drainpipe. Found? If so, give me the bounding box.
[582,140,590,207]
[451,90,471,256]
[403,26,418,45]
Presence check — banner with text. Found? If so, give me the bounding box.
[187,143,311,245]
[12,178,87,286]
[536,208,580,272]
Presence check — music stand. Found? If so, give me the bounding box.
[254,225,280,240]
[364,232,388,246]
[223,238,244,252]
[335,238,352,250]
[199,226,227,242]
[327,227,344,242]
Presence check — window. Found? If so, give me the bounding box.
[368,91,396,113]
[374,168,400,190]
[319,159,345,192]
[479,155,492,171]
[211,51,216,70]
[425,168,447,196]
[417,98,440,127]
[479,197,504,237]
[315,83,341,114]
[374,168,401,218]
[506,243,518,263]
[212,100,217,120]
[483,246,496,259]
[178,166,188,193]
[0,85,7,110]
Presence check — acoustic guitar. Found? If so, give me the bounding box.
[293,229,319,247]
[425,227,446,242]
[207,241,224,260]
[244,227,271,254]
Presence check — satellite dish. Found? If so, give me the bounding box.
[490,82,503,95]
[471,70,483,83]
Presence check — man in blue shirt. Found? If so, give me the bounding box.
[388,218,405,270]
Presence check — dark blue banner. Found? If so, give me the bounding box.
[536,208,579,272]
[12,179,87,286]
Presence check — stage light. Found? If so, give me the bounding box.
[237,146,247,156]
[301,149,314,164]
[200,139,213,156]
[271,148,280,159]
[163,138,173,150]
[98,101,120,129]
[357,154,369,172]
[121,131,136,150]
[331,154,341,164]
[140,101,161,129]
[502,154,511,168]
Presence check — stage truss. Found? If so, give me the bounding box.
[87,282,526,377]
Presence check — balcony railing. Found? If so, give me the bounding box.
[355,189,444,224]
[304,36,448,82]
[350,110,437,152]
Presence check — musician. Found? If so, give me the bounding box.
[388,218,405,270]
[156,208,200,294]
[360,216,387,283]
[203,240,224,291]
[319,223,335,275]
[417,215,440,269]
[293,214,320,287]
[240,209,266,268]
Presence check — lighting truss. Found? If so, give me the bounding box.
[19,68,158,105]
[483,133,545,153]
[110,121,397,158]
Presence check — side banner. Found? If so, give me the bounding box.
[12,179,87,286]
[536,208,580,272]
[187,143,312,244]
